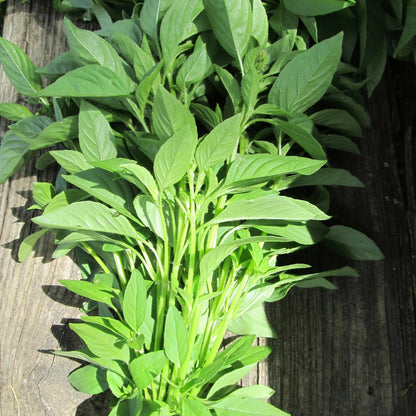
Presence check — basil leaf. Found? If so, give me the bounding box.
[0,131,31,183]
[152,85,197,141]
[268,32,343,113]
[123,270,147,332]
[0,103,32,121]
[160,0,204,62]
[154,125,197,188]
[30,116,78,150]
[68,365,109,395]
[78,100,117,161]
[204,0,252,65]
[324,225,384,260]
[32,201,141,239]
[164,306,189,367]
[283,0,355,16]
[69,322,130,362]
[209,194,330,224]
[129,351,168,390]
[0,37,42,96]
[195,114,241,169]
[212,396,290,415]
[50,150,93,174]
[38,65,131,97]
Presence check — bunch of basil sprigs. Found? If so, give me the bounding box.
[0,1,384,415]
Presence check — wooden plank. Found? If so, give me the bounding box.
[0,2,104,415]
[268,64,416,415]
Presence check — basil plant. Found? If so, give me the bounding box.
[0,0,382,414]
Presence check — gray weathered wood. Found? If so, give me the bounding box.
[0,2,96,415]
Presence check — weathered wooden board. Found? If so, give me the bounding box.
[268,64,416,415]
[0,1,415,416]
[0,1,105,415]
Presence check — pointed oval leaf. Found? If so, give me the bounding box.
[204,0,252,62]
[123,270,147,332]
[324,225,384,260]
[208,194,330,225]
[152,85,197,141]
[0,131,30,183]
[50,150,93,173]
[68,365,109,395]
[283,0,354,16]
[0,37,42,96]
[37,65,131,97]
[154,125,197,188]
[0,103,33,122]
[195,114,241,169]
[79,100,117,161]
[129,351,168,390]
[164,306,189,367]
[268,32,343,113]
[32,201,141,239]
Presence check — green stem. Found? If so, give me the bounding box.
[113,252,127,290]
[81,242,111,274]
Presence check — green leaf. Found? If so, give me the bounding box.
[247,220,328,245]
[109,393,143,416]
[123,269,147,332]
[154,125,197,188]
[37,65,131,97]
[208,194,330,225]
[30,116,78,150]
[251,0,269,46]
[18,229,48,262]
[152,85,197,142]
[164,306,189,367]
[311,109,363,138]
[199,237,288,289]
[394,0,416,57]
[204,0,252,66]
[272,119,326,160]
[140,0,173,44]
[160,0,204,62]
[133,195,166,240]
[63,168,136,221]
[32,182,55,207]
[241,68,260,113]
[182,399,212,416]
[128,351,168,389]
[283,167,364,188]
[228,305,276,338]
[135,61,163,113]
[208,364,256,399]
[177,36,213,88]
[69,323,130,362]
[0,103,32,121]
[81,316,132,339]
[213,396,290,416]
[37,51,80,81]
[68,365,109,395]
[195,114,241,169]
[32,201,141,239]
[317,133,361,155]
[0,131,31,183]
[59,279,116,307]
[283,0,354,16]
[55,351,129,385]
[223,154,326,190]
[120,163,159,200]
[0,37,42,96]
[9,115,52,141]
[268,32,343,113]
[50,150,93,173]
[64,17,132,89]
[215,65,242,110]
[229,385,275,400]
[79,100,117,161]
[323,225,384,260]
